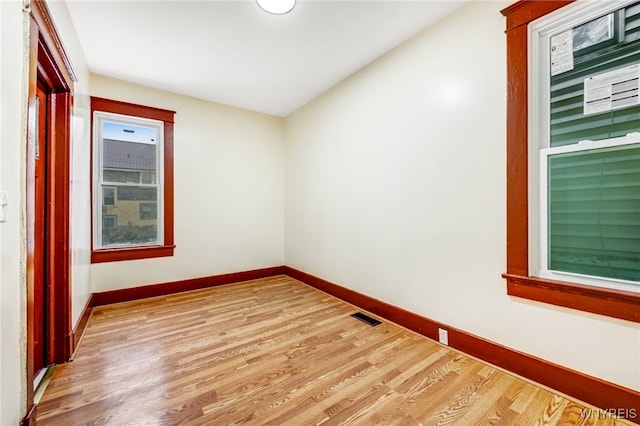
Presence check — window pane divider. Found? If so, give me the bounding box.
[542,132,640,156]
[99,182,159,188]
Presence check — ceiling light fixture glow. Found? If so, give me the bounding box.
[256,0,295,15]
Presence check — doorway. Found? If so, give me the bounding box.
[23,3,76,424]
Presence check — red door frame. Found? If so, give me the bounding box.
[33,80,48,376]
[23,1,76,424]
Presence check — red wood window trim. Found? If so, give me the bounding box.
[90,97,175,263]
[501,1,639,323]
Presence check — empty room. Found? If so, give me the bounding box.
[1,0,638,424]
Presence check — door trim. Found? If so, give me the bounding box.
[23,1,75,424]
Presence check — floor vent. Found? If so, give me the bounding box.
[351,312,381,326]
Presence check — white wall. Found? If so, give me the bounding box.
[90,75,285,292]
[284,0,640,392]
[0,1,92,423]
[1,2,28,424]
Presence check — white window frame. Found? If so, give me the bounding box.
[93,111,165,249]
[528,0,640,293]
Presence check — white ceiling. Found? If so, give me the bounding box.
[65,0,466,117]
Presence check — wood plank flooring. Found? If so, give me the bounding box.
[37,276,631,425]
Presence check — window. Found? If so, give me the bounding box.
[501,0,639,323]
[103,215,117,229]
[103,186,115,206]
[91,97,175,263]
[140,172,156,184]
[532,1,640,292]
[139,203,157,220]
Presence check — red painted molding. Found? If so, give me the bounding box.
[72,294,95,358]
[91,244,176,263]
[49,91,74,364]
[285,267,640,421]
[30,0,76,89]
[500,0,575,31]
[20,404,37,426]
[92,266,286,306]
[501,0,640,323]
[90,97,175,123]
[504,274,640,323]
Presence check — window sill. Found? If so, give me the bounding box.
[91,244,175,263]
[503,273,639,323]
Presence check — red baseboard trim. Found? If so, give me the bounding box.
[20,403,36,426]
[72,294,95,357]
[284,267,640,421]
[92,266,286,306]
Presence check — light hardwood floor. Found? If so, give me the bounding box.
[37,276,630,425]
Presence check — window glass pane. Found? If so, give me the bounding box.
[548,143,640,282]
[102,121,158,184]
[572,14,614,52]
[102,214,117,229]
[549,2,640,147]
[101,185,158,246]
[103,187,115,206]
[139,203,157,220]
